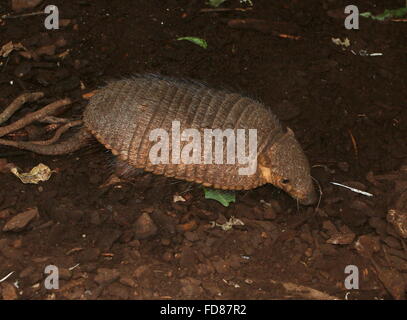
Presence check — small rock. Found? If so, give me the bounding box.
[179,247,197,268]
[382,236,402,250]
[54,37,68,47]
[133,265,149,278]
[354,235,381,258]
[107,282,129,299]
[179,277,203,298]
[184,231,200,242]
[162,251,173,262]
[134,212,157,239]
[35,45,56,56]
[119,276,136,288]
[94,268,120,285]
[3,207,39,232]
[388,255,407,272]
[369,217,387,236]
[262,206,277,220]
[322,220,338,235]
[326,232,355,245]
[97,228,122,250]
[212,258,229,274]
[1,282,18,300]
[0,209,13,220]
[387,208,407,239]
[196,263,215,276]
[349,200,371,212]
[11,0,43,12]
[374,265,405,300]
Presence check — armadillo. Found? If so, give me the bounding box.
[1,75,317,205]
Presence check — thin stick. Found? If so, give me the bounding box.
[1,11,46,20]
[0,92,44,125]
[270,279,340,300]
[32,120,82,145]
[348,129,358,157]
[0,98,72,138]
[330,182,373,197]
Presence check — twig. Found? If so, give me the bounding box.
[348,129,358,157]
[1,11,46,20]
[32,120,82,145]
[270,279,340,300]
[0,98,72,138]
[311,176,323,210]
[0,92,44,125]
[0,271,14,283]
[330,182,373,197]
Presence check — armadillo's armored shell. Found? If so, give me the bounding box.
[83,75,284,190]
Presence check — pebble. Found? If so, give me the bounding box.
[133,265,149,278]
[94,268,120,285]
[1,282,18,300]
[134,212,157,239]
[3,207,39,232]
[179,277,203,298]
[382,236,402,250]
[354,235,381,258]
[35,45,56,57]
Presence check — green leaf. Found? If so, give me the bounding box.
[359,12,372,18]
[360,7,407,21]
[177,37,208,49]
[204,188,236,207]
[207,0,228,8]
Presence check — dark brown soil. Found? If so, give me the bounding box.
[0,0,406,300]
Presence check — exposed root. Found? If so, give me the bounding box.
[0,92,44,125]
[31,120,83,145]
[0,97,72,138]
[39,116,73,124]
[0,129,92,155]
[0,93,88,155]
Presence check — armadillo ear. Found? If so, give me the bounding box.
[258,152,271,167]
[286,127,295,137]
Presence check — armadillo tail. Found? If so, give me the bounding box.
[0,128,92,155]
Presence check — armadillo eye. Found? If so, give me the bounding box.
[282,179,290,184]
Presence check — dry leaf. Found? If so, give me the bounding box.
[11,163,52,184]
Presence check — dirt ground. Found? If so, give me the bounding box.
[0,0,406,300]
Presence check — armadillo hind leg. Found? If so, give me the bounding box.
[0,128,92,155]
[114,158,145,178]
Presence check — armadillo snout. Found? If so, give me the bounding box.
[298,188,318,206]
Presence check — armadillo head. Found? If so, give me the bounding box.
[258,128,317,205]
